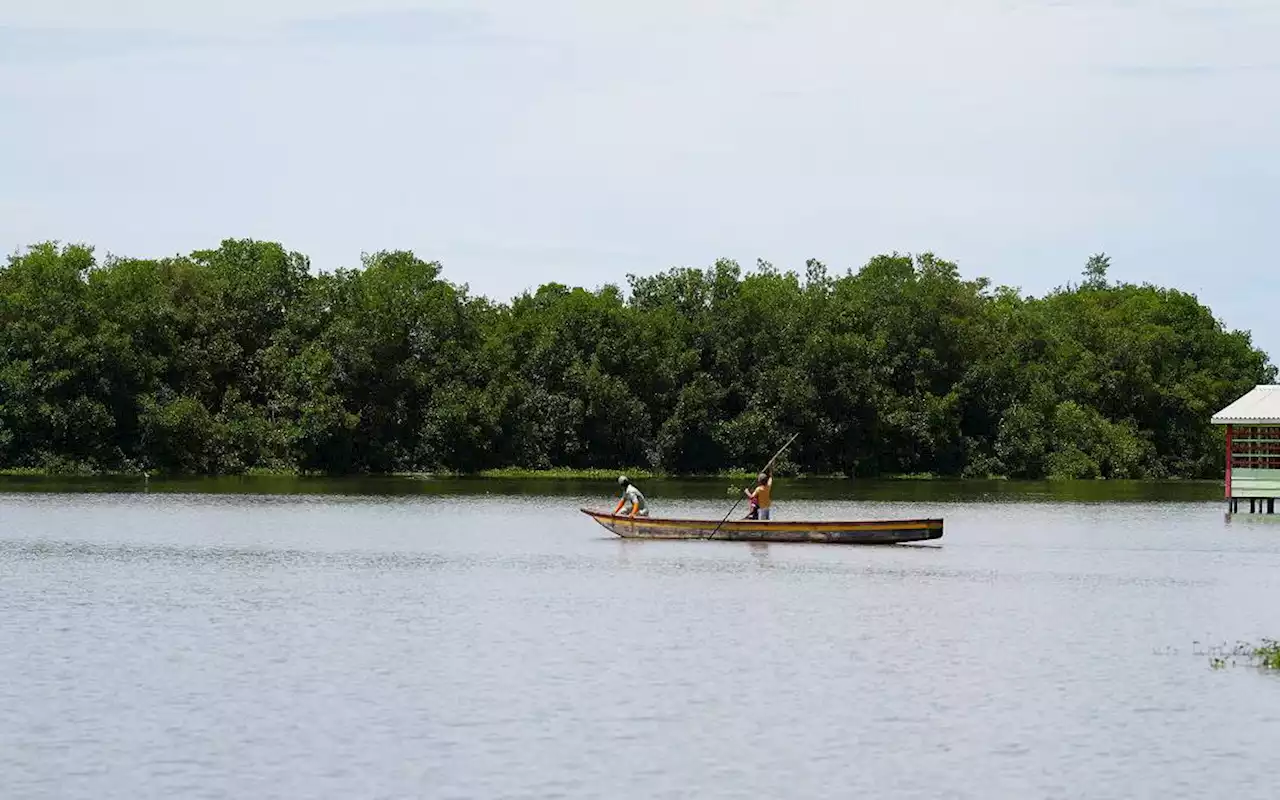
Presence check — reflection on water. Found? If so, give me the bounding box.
[3,487,1280,799]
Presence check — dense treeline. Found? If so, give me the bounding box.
[0,241,1272,478]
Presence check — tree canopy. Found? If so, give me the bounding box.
[0,240,1271,478]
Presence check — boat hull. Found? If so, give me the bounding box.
[580,509,942,544]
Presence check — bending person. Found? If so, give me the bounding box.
[613,475,649,518]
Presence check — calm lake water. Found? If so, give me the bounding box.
[3,477,1280,799]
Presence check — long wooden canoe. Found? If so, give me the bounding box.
[580,508,943,544]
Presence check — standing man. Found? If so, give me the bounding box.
[744,469,774,520]
[614,475,649,518]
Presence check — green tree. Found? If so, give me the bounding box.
[0,240,1271,478]
[1082,252,1110,289]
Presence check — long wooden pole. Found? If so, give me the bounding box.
[706,433,799,540]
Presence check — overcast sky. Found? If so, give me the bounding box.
[2,0,1277,360]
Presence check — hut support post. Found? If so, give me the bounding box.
[1226,424,1234,500]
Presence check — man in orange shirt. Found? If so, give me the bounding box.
[743,469,773,520]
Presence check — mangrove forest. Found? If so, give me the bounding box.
[0,240,1272,478]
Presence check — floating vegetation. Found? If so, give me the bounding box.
[1192,640,1280,671]
[1257,640,1280,670]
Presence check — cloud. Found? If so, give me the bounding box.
[280,8,493,46]
[0,7,497,66]
[0,0,456,33]
[1102,62,1280,78]
[0,25,215,63]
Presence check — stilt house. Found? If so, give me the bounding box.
[1212,385,1280,514]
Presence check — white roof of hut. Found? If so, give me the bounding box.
[1212,385,1280,425]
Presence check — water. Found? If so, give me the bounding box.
[3,479,1280,799]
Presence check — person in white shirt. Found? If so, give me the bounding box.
[613,475,649,518]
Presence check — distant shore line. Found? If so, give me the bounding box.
[0,466,1220,483]
[0,466,924,481]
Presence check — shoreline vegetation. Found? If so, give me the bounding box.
[0,465,1224,483]
[1,240,1273,480]
[0,464,919,480]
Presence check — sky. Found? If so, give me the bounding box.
[2,0,1278,360]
